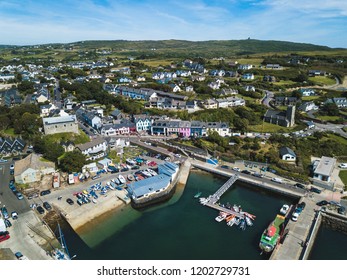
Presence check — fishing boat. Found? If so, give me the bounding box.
[233,217,241,226]
[194,191,202,198]
[52,223,71,260]
[259,214,285,253]
[92,198,97,204]
[114,178,121,185]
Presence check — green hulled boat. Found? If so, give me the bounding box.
[259,214,285,253]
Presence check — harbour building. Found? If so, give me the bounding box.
[127,162,179,205]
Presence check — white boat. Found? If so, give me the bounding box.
[215,212,228,222]
[227,217,236,227]
[118,175,126,184]
[127,174,135,181]
[115,178,120,185]
[245,216,253,226]
[233,205,240,212]
[233,217,241,226]
[92,198,97,204]
[141,171,152,177]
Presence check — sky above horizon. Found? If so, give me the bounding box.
[0,0,346,48]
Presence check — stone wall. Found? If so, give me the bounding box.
[321,212,347,233]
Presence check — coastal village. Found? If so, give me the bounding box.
[0,41,347,260]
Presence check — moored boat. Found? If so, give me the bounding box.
[194,191,202,198]
[259,214,285,253]
[118,175,126,184]
[245,216,253,226]
[127,174,135,181]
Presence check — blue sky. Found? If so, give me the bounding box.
[0,0,346,47]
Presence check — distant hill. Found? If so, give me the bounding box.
[70,39,336,54]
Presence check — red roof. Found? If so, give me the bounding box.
[267,225,277,237]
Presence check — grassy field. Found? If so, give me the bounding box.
[339,170,347,186]
[273,80,297,86]
[302,96,321,101]
[308,76,336,86]
[324,134,347,145]
[2,128,17,136]
[137,59,176,67]
[236,58,264,66]
[248,122,293,133]
[316,115,341,122]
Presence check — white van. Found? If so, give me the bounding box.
[339,163,347,169]
[271,177,283,184]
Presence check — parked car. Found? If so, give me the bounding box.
[66,198,74,205]
[43,202,52,211]
[294,183,306,189]
[11,211,18,220]
[132,165,140,170]
[271,177,283,184]
[15,252,29,260]
[1,207,9,219]
[232,167,241,172]
[40,190,51,196]
[36,206,45,214]
[221,165,230,169]
[338,206,346,215]
[338,163,347,169]
[297,202,306,212]
[316,200,329,206]
[92,174,101,180]
[310,187,321,194]
[241,170,251,175]
[252,172,264,178]
[0,233,10,243]
[15,191,24,200]
[291,210,300,222]
[4,219,12,228]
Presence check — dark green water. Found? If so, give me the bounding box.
[62,171,297,260]
[309,225,347,260]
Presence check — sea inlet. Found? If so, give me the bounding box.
[62,170,299,260]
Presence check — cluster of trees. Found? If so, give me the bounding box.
[0,104,41,139]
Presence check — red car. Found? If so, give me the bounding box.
[0,232,10,243]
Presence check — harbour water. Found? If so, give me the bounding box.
[309,225,347,260]
[62,171,298,260]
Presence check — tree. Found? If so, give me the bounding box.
[233,117,249,132]
[43,141,64,163]
[0,115,10,130]
[59,150,86,172]
[321,103,339,116]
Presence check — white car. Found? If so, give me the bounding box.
[280,204,290,215]
[232,167,241,172]
[291,211,299,222]
[339,163,347,169]
[271,177,283,184]
[174,154,181,158]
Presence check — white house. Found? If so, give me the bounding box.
[299,102,319,112]
[75,137,108,161]
[40,103,57,117]
[279,147,297,162]
[312,156,336,183]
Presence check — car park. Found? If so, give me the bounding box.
[66,198,74,205]
[36,206,45,214]
[40,190,51,196]
[43,202,52,211]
